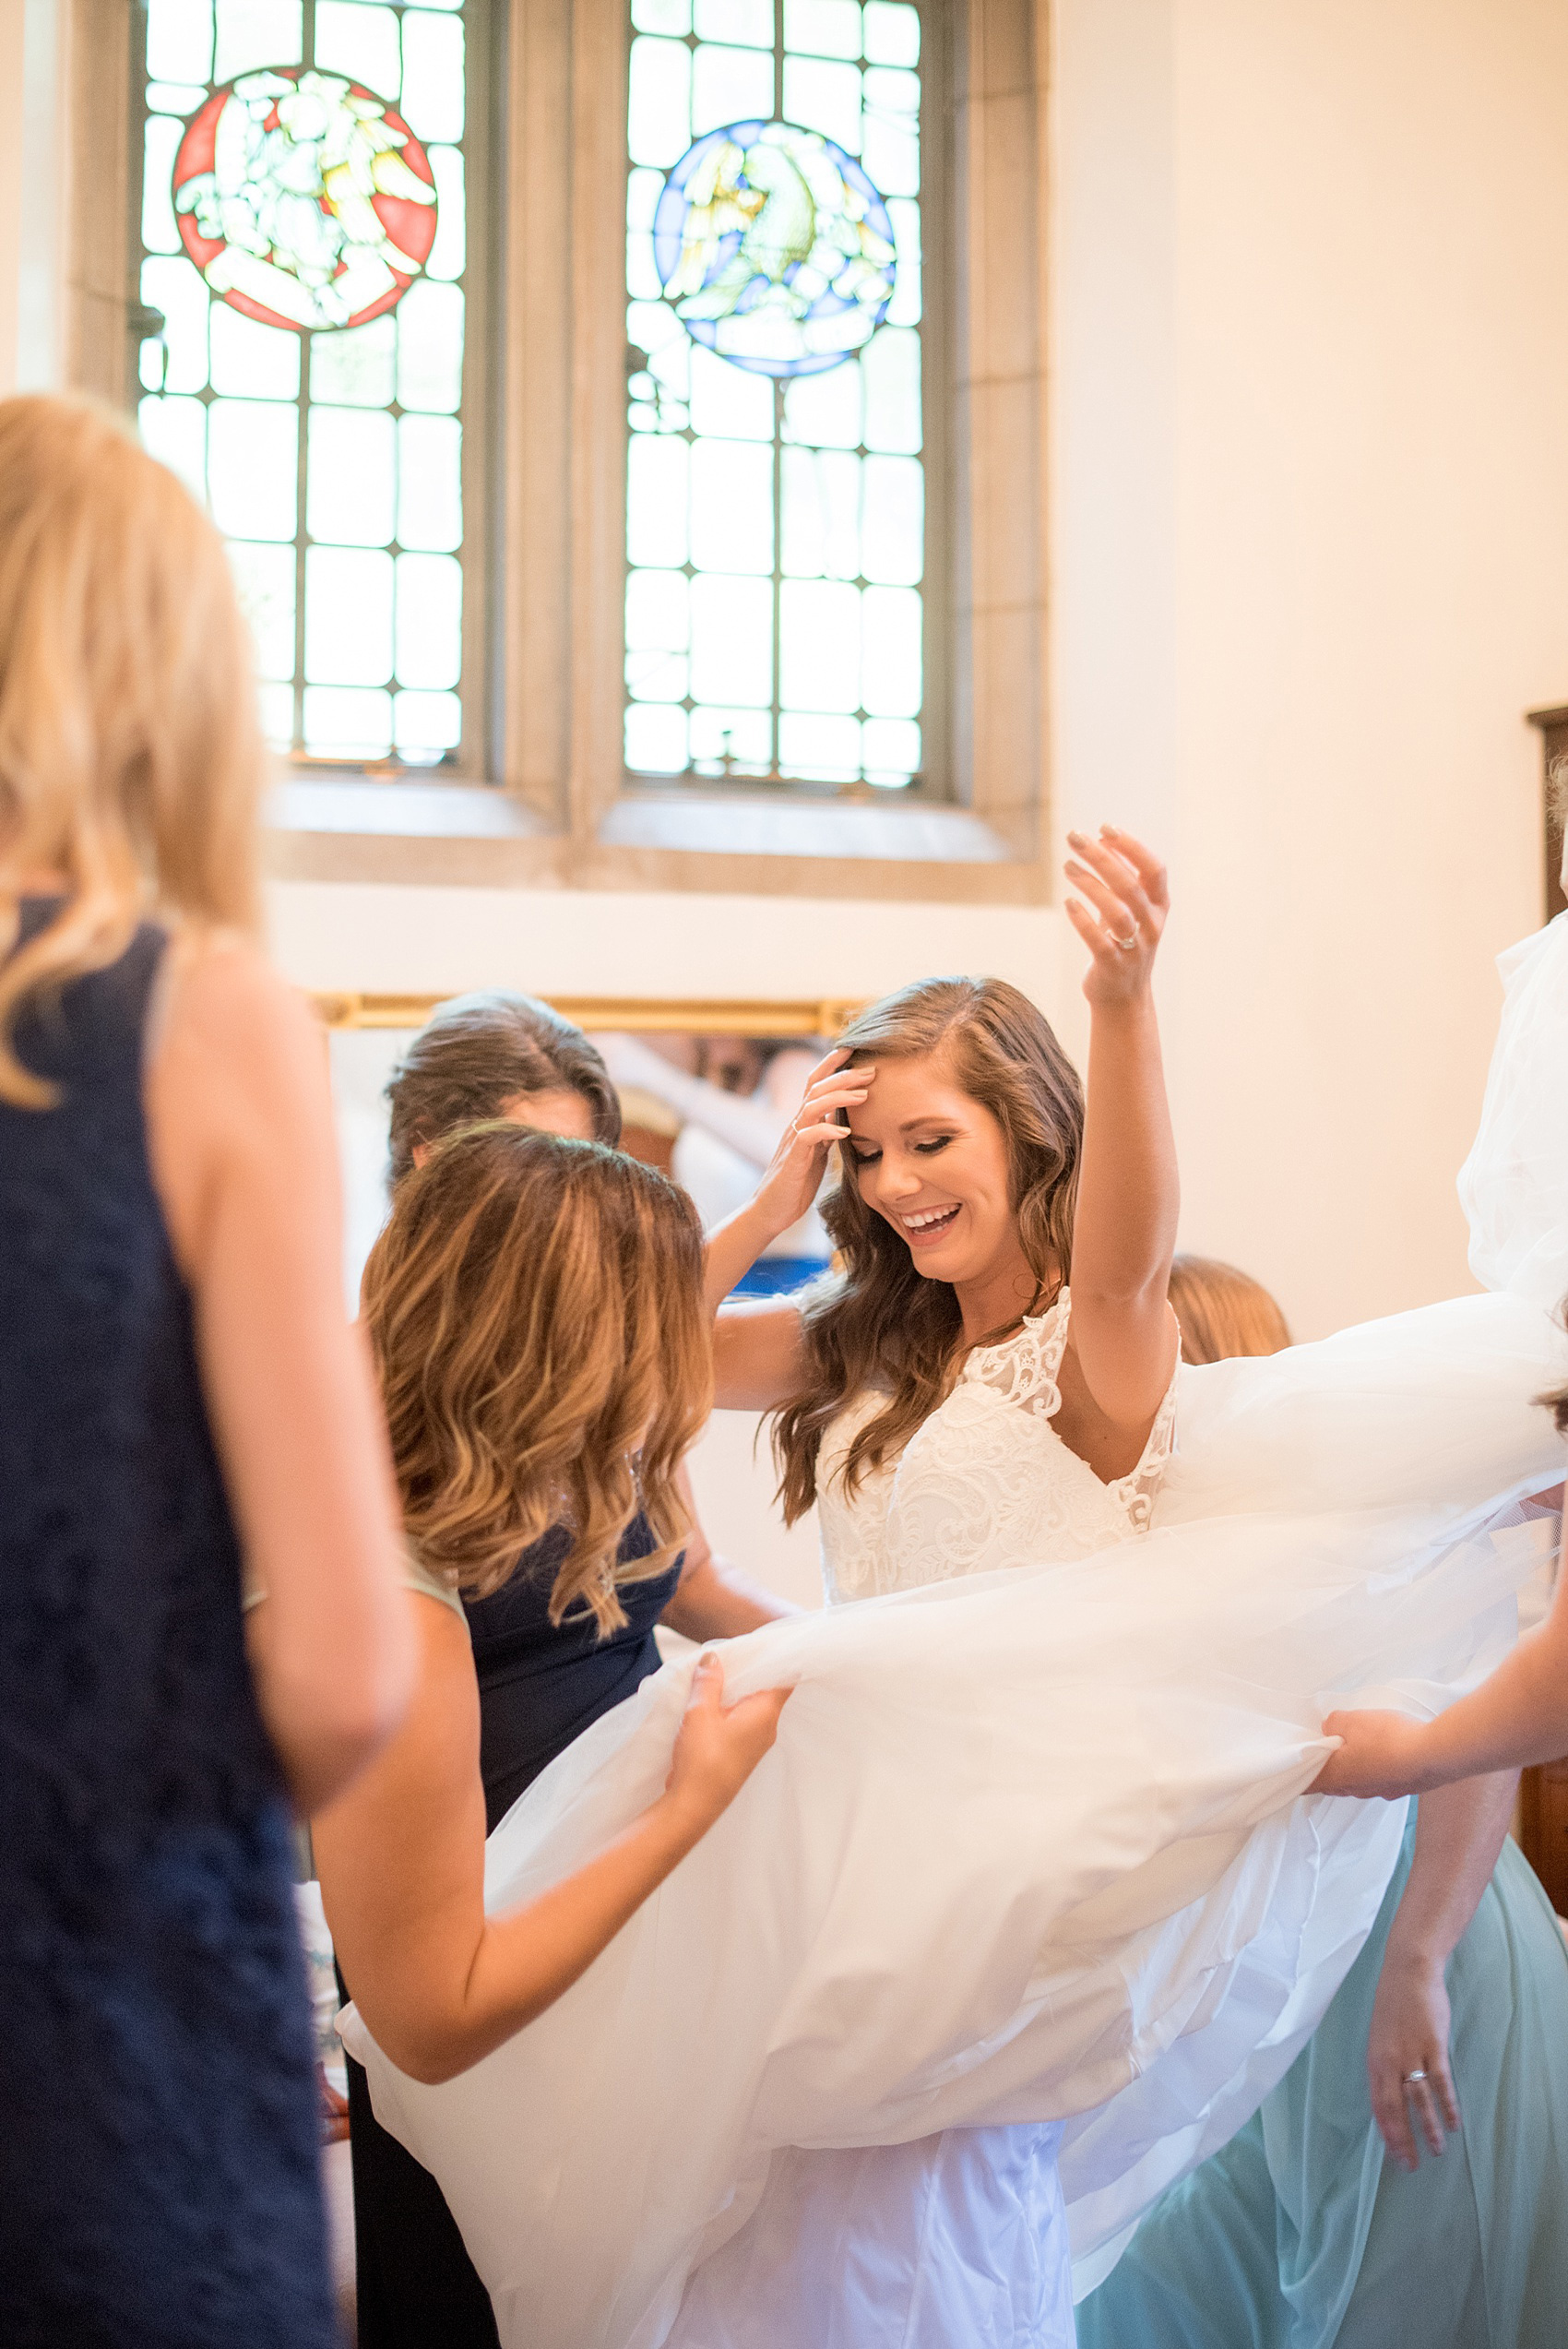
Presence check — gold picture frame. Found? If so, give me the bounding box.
[310,993,864,1039]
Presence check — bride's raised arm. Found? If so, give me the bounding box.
[707,1047,871,1407]
[1060,826,1181,1430]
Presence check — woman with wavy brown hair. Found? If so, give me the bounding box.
[314,1123,788,2061]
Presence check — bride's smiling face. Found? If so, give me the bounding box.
[843,1053,1025,1288]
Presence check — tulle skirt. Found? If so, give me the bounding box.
[341,1282,1566,2349]
[1075,1811,1568,2349]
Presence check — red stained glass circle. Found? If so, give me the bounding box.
[172,67,438,334]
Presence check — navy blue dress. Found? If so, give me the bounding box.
[347,1516,682,2347]
[0,909,336,2348]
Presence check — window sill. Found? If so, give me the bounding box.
[266,776,552,841]
[264,778,1050,903]
[599,790,1015,864]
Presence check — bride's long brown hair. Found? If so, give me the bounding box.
[362,1123,711,1629]
[772,977,1085,1523]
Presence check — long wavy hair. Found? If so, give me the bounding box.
[362,1124,711,1628]
[772,976,1085,1523]
[0,395,266,1107]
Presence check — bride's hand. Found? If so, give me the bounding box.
[746,1046,873,1241]
[1064,827,1170,1006]
[1311,1708,1431,1797]
[664,1653,792,1830]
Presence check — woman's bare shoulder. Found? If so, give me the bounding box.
[145,933,333,1273]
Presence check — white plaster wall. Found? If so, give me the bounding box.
[0,0,66,393]
[1051,0,1568,1341]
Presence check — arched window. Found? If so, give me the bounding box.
[133,0,489,772]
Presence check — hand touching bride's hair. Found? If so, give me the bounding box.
[362,1124,711,1628]
[771,977,1084,1523]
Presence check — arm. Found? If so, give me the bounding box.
[702,1049,873,1408]
[315,1602,789,2084]
[1366,1772,1517,2169]
[1316,1601,1568,1795]
[146,940,415,1813]
[1061,829,1181,1428]
[596,1033,785,1169]
[659,1462,795,1639]
[702,1047,867,1313]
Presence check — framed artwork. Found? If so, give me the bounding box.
[315,992,860,1300]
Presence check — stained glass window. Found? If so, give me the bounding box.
[624,0,930,793]
[134,0,479,768]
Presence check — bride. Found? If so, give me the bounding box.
[343,832,1566,2349]
[679,823,1182,2343]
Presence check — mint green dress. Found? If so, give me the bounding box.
[1076,1811,1568,2349]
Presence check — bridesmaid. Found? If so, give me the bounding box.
[343,996,792,2349]
[1078,1257,1568,2349]
[0,394,414,2343]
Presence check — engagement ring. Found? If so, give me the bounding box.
[1402,2069,1428,2086]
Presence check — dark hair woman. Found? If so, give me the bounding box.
[341,1006,792,2349]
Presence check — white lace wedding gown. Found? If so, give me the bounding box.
[342,916,1568,2349]
[670,1294,1176,2349]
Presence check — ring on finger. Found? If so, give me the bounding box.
[1110,928,1138,950]
[1401,2069,1428,2088]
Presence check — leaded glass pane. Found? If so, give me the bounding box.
[314,1,402,98]
[691,43,773,131]
[633,0,690,30]
[214,0,302,81]
[395,689,463,752]
[308,408,397,546]
[395,552,463,689]
[305,544,395,685]
[625,701,689,772]
[862,0,917,63]
[784,0,861,59]
[208,398,298,538]
[210,303,301,399]
[133,0,480,769]
[398,414,463,551]
[146,0,214,84]
[228,540,297,677]
[624,0,930,791]
[694,0,773,45]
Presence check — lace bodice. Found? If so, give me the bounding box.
[816,1288,1178,1604]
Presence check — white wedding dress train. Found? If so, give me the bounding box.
[342,915,1568,2349]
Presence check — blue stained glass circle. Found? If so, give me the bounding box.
[652,120,897,379]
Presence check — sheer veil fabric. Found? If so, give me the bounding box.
[341,917,1568,2349]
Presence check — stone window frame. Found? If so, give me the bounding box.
[74,0,1051,905]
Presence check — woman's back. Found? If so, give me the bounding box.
[466,1516,683,1830]
[0,908,337,2347]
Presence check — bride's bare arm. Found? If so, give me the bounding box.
[701,1048,871,1408]
[315,1602,790,2083]
[1060,828,1180,1430]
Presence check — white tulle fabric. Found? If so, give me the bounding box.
[341,920,1568,2349]
[1459,911,1568,1309]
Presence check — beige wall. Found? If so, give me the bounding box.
[6,0,1567,1348]
[1051,0,1568,1338]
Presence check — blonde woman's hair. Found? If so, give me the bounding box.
[362,1122,712,1628]
[0,394,266,1107]
[1167,1254,1290,1365]
[772,976,1084,1524]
